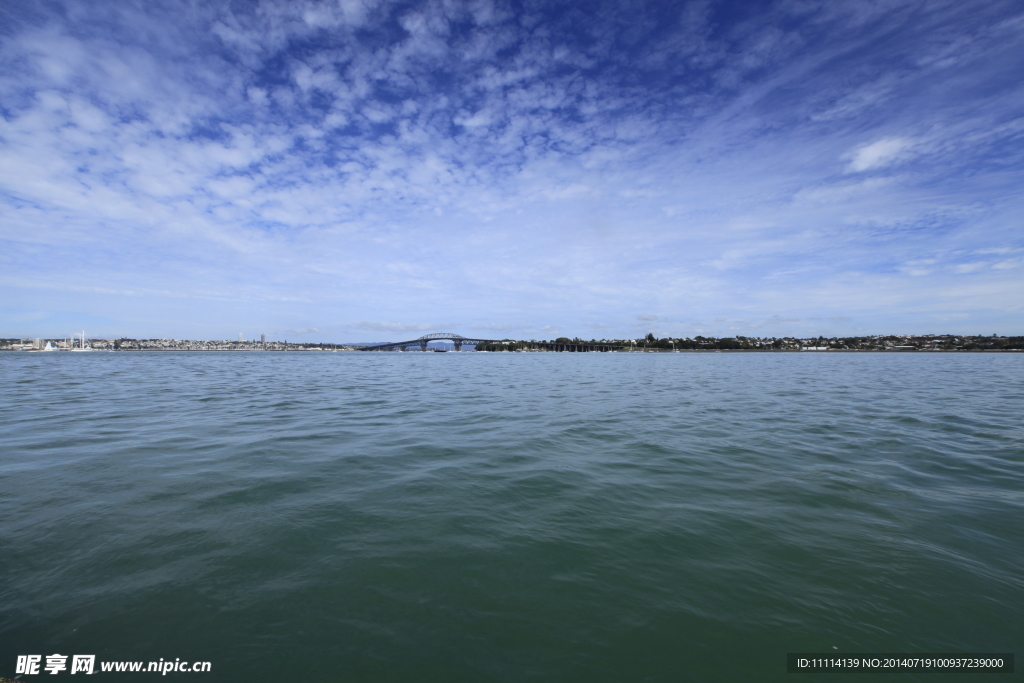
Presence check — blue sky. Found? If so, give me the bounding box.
[1,0,1022,341]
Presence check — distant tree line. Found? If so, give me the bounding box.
[468,334,1024,352]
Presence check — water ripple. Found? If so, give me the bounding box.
[1,352,1021,681]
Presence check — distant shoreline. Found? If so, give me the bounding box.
[5,334,1022,353]
[3,348,1021,353]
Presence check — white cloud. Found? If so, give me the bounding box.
[847,137,914,172]
[992,260,1020,270]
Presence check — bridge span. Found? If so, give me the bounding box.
[358,333,624,352]
[358,332,499,352]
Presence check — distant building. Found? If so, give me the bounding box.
[261,333,266,344]
[238,333,243,342]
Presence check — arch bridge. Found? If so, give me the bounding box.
[358,332,500,352]
[358,332,624,352]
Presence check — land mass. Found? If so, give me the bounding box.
[4,334,1023,352]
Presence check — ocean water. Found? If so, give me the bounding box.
[1,352,1021,682]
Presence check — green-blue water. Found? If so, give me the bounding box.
[2,352,1021,681]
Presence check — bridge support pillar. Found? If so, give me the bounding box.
[454,342,462,351]
[420,341,428,352]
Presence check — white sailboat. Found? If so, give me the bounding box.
[70,330,95,352]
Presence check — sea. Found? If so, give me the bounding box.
[1,351,1021,681]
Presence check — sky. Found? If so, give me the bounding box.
[1,0,1022,342]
